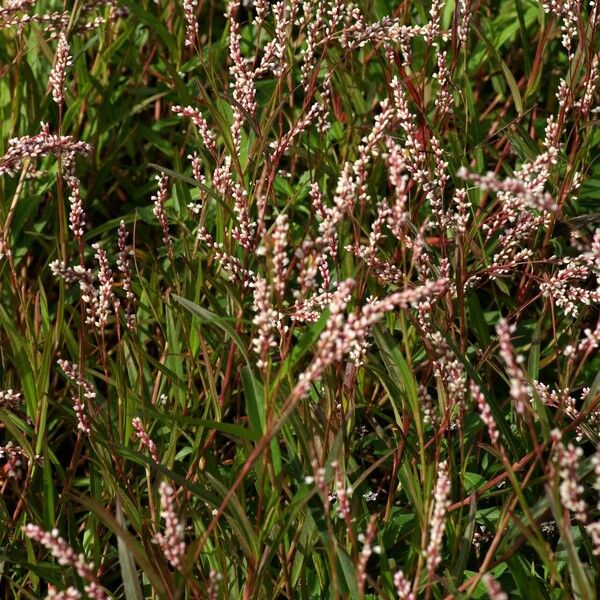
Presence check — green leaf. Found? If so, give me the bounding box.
[122,0,177,54]
[453,494,477,580]
[172,294,250,363]
[73,494,167,598]
[242,366,265,435]
[336,549,359,600]
[116,497,144,600]
[477,27,524,114]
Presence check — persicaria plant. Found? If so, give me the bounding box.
[1,0,600,598]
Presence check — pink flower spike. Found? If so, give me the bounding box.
[132,417,160,464]
[154,482,186,569]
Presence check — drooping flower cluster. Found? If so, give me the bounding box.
[483,574,508,600]
[132,417,160,464]
[57,359,95,434]
[154,481,186,569]
[22,525,107,600]
[553,430,588,523]
[470,381,500,445]
[540,253,600,318]
[51,248,120,331]
[251,275,284,369]
[586,452,600,555]
[496,319,530,414]
[0,0,114,39]
[541,0,579,58]
[0,123,91,176]
[91,243,115,330]
[429,331,467,414]
[172,105,217,155]
[65,171,86,243]
[152,174,174,261]
[117,220,136,330]
[48,32,72,106]
[356,518,379,592]
[0,441,27,481]
[0,388,22,410]
[331,460,353,525]
[182,0,198,47]
[46,586,82,600]
[394,569,415,600]
[426,460,451,577]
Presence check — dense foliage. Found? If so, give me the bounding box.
[1,0,600,598]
